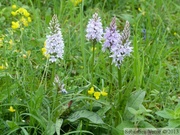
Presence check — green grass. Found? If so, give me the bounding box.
[0,0,179,134]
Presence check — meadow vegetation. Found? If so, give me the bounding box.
[0,0,179,134]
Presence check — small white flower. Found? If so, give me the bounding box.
[110,21,133,68]
[86,13,103,42]
[45,15,64,62]
[54,75,68,94]
[102,17,121,52]
[61,86,68,94]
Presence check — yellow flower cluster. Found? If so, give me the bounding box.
[71,0,82,6]
[11,5,32,29]
[88,87,108,100]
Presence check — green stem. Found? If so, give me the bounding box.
[80,1,86,79]
[118,67,122,120]
[118,68,122,89]
[51,62,56,85]
[90,99,93,111]
[38,59,49,89]
[109,58,112,98]
[91,42,95,86]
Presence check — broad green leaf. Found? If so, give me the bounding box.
[67,110,104,124]
[46,121,55,135]
[156,109,175,119]
[116,121,134,135]
[145,113,155,119]
[127,107,138,115]
[56,119,63,135]
[168,119,180,128]
[175,103,180,114]
[97,105,111,117]
[124,90,146,120]
[136,115,144,121]
[139,121,156,128]
[139,104,152,113]
[92,102,102,111]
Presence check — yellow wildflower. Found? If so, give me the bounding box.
[11,11,17,16]
[42,47,47,55]
[101,89,108,96]
[20,17,28,27]
[23,10,30,17]
[42,42,50,58]
[94,92,101,100]
[27,17,32,22]
[0,65,5,70]
[16,8,21,14]
[16,8,25,14]
[12,5,17,10]
[11,21,20,29]
[8,106,16,112]
[16,8,30,17]
[71,0,82,6]
[88,87,94,95]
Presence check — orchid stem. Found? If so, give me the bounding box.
[118,67,122,89]
[109,58,112,99]
[118,67,122,108]
[91,41,95,86]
